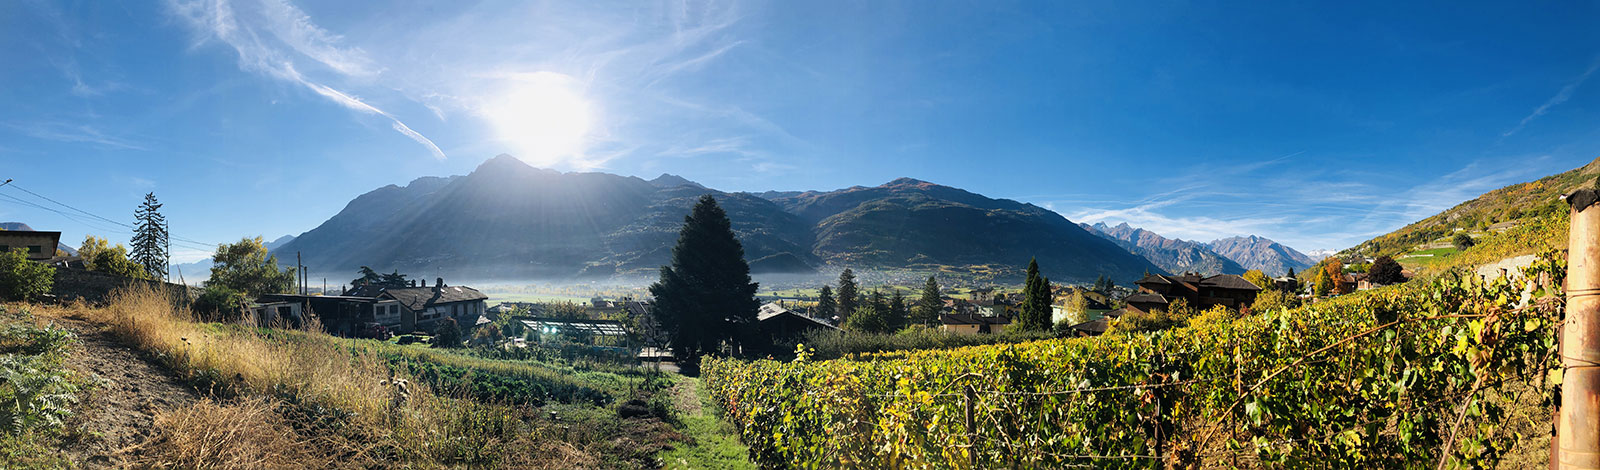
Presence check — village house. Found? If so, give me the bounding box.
[0,230,61,261]
[255,277,487,337]
[940,312,1011,335]
[756,302,839,347]
[378,279,490,334]
[1128,272,1262,314]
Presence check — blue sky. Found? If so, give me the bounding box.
[2,1,1597,262]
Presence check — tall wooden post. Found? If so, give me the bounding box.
[1560,189,1600,469]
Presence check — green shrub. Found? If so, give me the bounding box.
[798,325,1051,360]
[192,285,248,321]
[0,249,53,302]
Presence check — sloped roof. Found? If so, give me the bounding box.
[1136,273,1172,285]
[758,303,838,330]
[1124,293,1170,304]
[940,313,1011,325]
[520,317,628,337]
[1198,274,1263,291]
[381,286,488,312]
[1069,317,1110,334]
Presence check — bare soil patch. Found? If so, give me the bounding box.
[51,313,199,468]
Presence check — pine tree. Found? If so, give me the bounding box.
[353,266,382,286]
[915,275,943,326]
[130,192,169,280]
[869,289,887,315]
[888,290,907,331]
[836,268,859,322]
[1019,258,1052,331]
[648,195,760,372]
[816,285,837,320]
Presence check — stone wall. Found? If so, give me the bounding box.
[49,266,195,305]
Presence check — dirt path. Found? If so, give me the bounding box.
[51,314,199,469]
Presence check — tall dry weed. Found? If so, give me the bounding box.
[131,398,324,470]
[76,285,571,467]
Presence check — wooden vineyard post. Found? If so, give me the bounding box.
[964,384,978,469]
[1560,188,1600,469]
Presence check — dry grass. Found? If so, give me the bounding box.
[131,398,323,470]
[39,284,634,468]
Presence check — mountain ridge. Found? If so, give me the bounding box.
[1079,222,1246,275]
[1206,235,1316,276]
[272,155,1159,282]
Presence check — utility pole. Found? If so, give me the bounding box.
[297,252,304,295]
[1559,187,1600,469]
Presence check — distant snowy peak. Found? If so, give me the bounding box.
[1304,249,1337,261]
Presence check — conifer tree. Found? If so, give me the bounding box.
[1019,258,1052,331]
[648,195,760,372]
[888,290,907,331]
[836,268,859,322]
[816,284,837,320]
[869,289,887,315]
[915,275,943,326]
[130,192,169,280]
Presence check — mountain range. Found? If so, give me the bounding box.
[1207,235,1318,276]
[1079,222,1246,275]
[271,155,1162,283]
[1078,222,1315,276]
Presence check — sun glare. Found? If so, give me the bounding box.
[480,72,594,167]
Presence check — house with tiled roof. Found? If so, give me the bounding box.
[377,279,489,333]
[1131,272,1262,314]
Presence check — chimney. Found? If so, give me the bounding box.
[420,279,426,287]
[436,277,445,288]
[409,279,416,287]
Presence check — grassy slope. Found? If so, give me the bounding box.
[1344,156,1598,259]
[27,285,747,469]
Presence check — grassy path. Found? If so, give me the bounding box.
[657,376,755,470]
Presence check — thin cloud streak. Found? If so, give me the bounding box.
[1051,153,1566,252]
[165,0,445,160]
[4,121,148,150]
[1504,59,1600,137]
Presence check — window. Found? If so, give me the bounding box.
[0,245,8,252]
[389,305,398,315]
[27,245,42,254]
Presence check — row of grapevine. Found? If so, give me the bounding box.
[704,253,1565,468]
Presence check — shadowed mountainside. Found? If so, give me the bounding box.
[275,156,1161,282]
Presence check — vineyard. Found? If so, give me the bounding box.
[704,252,1566,468]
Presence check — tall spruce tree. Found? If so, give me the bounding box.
[915,275,943,326]
[888,290,907,331]
[1019,258,1052,331]
[836,268,859,322]
[648,196,760,372]
[816,285,837,320]
[130,192,169,280]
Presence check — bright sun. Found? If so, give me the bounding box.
[480,72,594,167]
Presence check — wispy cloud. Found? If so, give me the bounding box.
[165,0,444,160]
[1503,59,1600,137]
[1049,152,1568,253]
[4,121,147,150]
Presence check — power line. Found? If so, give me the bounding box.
[0,193,216,253]
[0,183,220,250]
